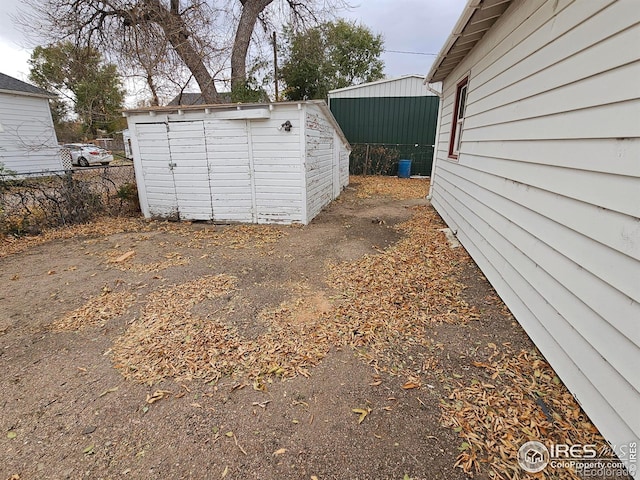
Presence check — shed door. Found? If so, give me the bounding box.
[167,121,213,220]
[204,119,255,223]
[135,122,178,219]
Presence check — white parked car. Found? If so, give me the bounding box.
[63,143,113,167]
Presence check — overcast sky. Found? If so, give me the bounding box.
[0,0,467,86]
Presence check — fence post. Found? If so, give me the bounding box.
[364,144,370,177]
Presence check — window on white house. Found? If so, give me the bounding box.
[449,77,468,158]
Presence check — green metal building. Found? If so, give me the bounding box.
[328,75,440,176]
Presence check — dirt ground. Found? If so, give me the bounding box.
[0,177,621,480]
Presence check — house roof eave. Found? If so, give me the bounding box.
[424,0,513,84]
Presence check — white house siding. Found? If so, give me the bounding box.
[328,75,433,99]
[0,93,62,174]
[251,108,304,224]
[430,0,640,459]
[305,104,335,221]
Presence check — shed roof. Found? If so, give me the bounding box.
[425,0,513,83]
[0,72,54,98]
[123,100,351,149]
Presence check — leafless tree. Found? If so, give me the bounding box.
[17,0,348,104]
[231,0,345,88]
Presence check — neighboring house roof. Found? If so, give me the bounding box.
[167,91,232,106]
[425,0,514,83]
[0,72,54,98]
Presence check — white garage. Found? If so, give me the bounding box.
[124,100,350,224]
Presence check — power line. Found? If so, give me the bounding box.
[384,50,438,56]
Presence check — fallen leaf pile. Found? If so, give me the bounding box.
[94,175,475,385]
[160,223,289,250]
[441,348,607,479]
[245,293,336,383]
[0,217,150,258]
[107,200,476,385]
[50,290,137,332]
[350,176,429,200]
[1,217,287,259]
[112,274,239,383]
[327,205,478,375]
[112,277,336,384]
[104,250,191,273]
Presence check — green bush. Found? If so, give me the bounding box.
[349,144,400,176]
[116,182,140,212]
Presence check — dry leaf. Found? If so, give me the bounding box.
[402,381,420,390]
[352,408,371,424]
[273,448,287,456]
[113,250,135,263]
[99,386,119,397]
[233,434,247,455]
[146,390,172,404]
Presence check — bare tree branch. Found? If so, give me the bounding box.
[17,0,351,104]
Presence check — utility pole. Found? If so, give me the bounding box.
[272,31,279,102]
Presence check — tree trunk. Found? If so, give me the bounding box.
[146,72,160,106]
[166,32,218,103]
[231,0,274,91]
[143,0,219,103]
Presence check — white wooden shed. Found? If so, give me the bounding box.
[124,100,350,224]
[0,73,63,174]
[425,0,640,473]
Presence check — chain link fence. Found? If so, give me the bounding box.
[1,165,139,236]
[349,143,434,177]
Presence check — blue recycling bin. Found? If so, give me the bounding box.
[398,159,412,178]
